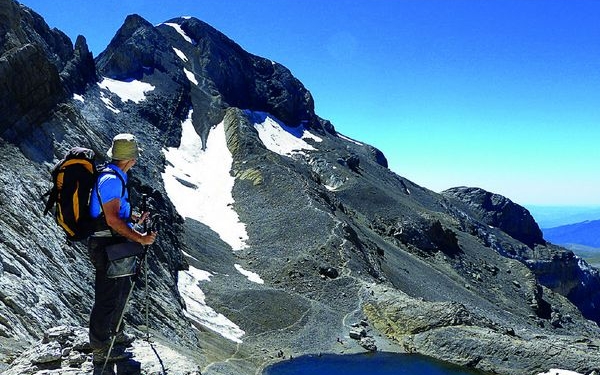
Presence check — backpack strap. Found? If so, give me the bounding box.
[94,166,129,235]
[97,167,127,198]
[42,186,58,215]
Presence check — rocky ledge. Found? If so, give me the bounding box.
[363,284,600,375]
[3,326,203,375]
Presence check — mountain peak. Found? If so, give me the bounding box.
[95,14,165,80]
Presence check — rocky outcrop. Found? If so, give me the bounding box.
[0,0,97,141]
[95,14,176,81]
[60,35,97,94]
[443,186,600,325]
[363,285,600,375]
[175,17,317,130]
[3,325,203,375]
[527,245,600,325]
[0,43,63,139]
[371,215,461,257]
[442,186,544,248]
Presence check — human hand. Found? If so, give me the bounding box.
[132,211,150,224]
[139,231,157,246]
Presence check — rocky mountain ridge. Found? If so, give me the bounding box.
[1,1,600,374]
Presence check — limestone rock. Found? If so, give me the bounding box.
[30,341,61,365]
[442,186,544,248]
[60,35,97,94]
[95,14,171,81]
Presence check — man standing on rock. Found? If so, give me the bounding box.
[87,133,157,366]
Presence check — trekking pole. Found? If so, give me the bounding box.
[101,194,149,374]
[143,195,151,343]
[101,277,137,374]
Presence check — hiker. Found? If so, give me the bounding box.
[87,133,157,365]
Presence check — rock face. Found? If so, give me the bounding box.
[364,285,600,375]
[1,2,600,375]
[96,14,320,144]
[443,186,600,325]
[0,0,95,141]
[442,186,544,248]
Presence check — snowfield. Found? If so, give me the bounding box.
[235,264,264,284]
[163,110,255,342]
[162,109,248,251]
[250,111,322,157]
[177,266,245,343]
[172,47,188,62]
[98,77,155,104]
[184,68,199,85]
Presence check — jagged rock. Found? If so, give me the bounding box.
[551,311,563,328]
[60,35,97,94]
[442,186,544,248]
[30,341,61,365]
[0,43,64,139]
[376,216,461,256]
[349,327,365,340]
[96,14,172,81]
[369,146,388,168]
[0,0,101,140]
[179,17,317,128]
[359,337,377,352]
[344,154,360,172]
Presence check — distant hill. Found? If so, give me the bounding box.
[526,205,600,228]
[543,220,600,248]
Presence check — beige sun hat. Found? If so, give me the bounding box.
[107,133,141,160]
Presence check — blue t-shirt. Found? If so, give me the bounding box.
[90,164,131,225]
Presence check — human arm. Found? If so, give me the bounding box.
[102,198,156,246]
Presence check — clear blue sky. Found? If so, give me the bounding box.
[19,0,600,206]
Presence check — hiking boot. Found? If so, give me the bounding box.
[115,331,136,346]
[92,364,116,375]
[92,345,133,364]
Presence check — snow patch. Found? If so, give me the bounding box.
[164,22,194,43]
[100,93,120,114]
[178,266,244,343]
[234,264,264,284]
[98,77,155,104]
[172,47,188,62]
[250,111,321,157]
[162,110,249,251]
[337,133,363,146]
[73,94,84,102]
[537,370,583,375]
[184,68,198,85]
